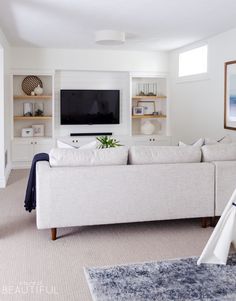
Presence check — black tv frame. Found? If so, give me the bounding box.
[60,89,120,125]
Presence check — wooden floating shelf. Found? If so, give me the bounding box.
[132,96,166,100]
[14,116,52,120]
[14,136,53,139]
[132,114,166,119]
[14,95,52,100]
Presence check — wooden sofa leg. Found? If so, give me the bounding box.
[51,228,57,241]
[210,217,217,227]
[201,217,208,228]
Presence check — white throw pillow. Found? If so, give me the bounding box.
[204,136,232,145]
[202,143,236,162]
[79,141,97,149]
[57,140,97,149]
[49,146,128,167]
[57,140,76,149]
[129,146,201,165]
[179,138,204,147]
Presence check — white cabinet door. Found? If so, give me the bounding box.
[12,139,55,167]
[12,140,34,162]
[33,139,54,155]
[131,135,171,146]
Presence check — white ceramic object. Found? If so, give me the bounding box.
[140,119,155,135]
[34,84,43,95]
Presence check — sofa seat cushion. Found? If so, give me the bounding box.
[49,147,128,167]
[202,143,236,162]
[129,146,201,165]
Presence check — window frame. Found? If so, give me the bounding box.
[177,43,209,83]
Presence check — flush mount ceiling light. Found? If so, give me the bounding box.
[95,30,125,45]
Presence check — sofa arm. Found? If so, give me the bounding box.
[36,161,52,229]
[214,161,236,215]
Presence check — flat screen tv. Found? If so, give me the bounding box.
[60,89,120,125]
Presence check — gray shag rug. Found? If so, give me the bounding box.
[84,254,236,301]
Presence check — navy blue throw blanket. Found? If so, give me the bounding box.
[24,153,49,212]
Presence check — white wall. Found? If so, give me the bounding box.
[0,46,4,186]
[0,28,11,187]
[169,27,236,144]
[10,47,168,138]
[10,28,236,145]
[11,48,168,73]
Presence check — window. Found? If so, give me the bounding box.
[179,45,208,77]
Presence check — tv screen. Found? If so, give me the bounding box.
[60,89,120,125]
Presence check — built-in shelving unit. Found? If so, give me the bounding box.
[131,76,168,136]
[132,96,167,100]
[11,72,55,168]
[12,74,54,138]
[132,114,166,119]
[13,95,52,100]
[10,70,171,169]
[14,116,52,121]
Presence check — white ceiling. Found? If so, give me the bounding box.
[1,0,236,51]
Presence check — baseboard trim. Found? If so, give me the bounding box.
[5,163,12,186]
[0,177,5,188]
[11,162,31,169]
[0,163,12,188]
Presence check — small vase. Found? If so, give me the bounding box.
[140,119,155,135]
[23,102,33,116]
[34,84,43,95]
[34,103,44,116]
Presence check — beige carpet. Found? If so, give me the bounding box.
[0,169,214,301]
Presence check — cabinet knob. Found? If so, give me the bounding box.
[35,142,37,145]
[31,142,33,144]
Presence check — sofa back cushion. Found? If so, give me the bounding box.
[129,146,201,165]
[202,143,236,162]
[50,147,128,167]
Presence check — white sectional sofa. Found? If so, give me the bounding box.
[36,145,223,240]
[201,143,236,216]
